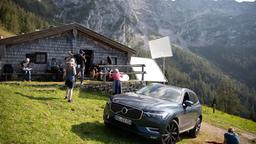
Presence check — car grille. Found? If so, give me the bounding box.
[110,102,143,120]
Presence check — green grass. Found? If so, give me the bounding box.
[0,83,255,144]
[203,106,256,134]
[0,84,150,144]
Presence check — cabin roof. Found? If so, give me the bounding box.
[0,23,136,54]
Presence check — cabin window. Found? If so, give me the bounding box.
[35,52,47,64]
[188,92,199,105]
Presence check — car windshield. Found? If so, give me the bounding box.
[136,84,182,103]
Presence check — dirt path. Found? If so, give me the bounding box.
[177,122,256,144]
[199,122,256,144]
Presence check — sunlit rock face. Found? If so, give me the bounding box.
[51,0,256,50]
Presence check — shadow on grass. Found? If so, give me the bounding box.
[15,92,59,101]
[78,88,109,101]
[71,121,155,144]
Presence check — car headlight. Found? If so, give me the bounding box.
[144,111,169,119]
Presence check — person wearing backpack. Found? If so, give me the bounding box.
[63,58,76,103]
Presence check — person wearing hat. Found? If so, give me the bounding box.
[111,68,122,95]
[73,50,87,85]
[224,127,240,144]
[63,58,76,102]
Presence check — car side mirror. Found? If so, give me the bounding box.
[183,100,193,107]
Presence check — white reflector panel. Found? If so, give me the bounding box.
[149,36,173,59]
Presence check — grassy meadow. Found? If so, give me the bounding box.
[203,106,256,134]
[0,83,149,144]
[0,83,255,144]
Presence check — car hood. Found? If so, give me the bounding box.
[111,92,179,110]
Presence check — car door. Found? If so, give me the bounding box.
[188,91,200,128]
[178,92,195,132]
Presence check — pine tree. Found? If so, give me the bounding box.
[216,79,241,115]
[0,0,48,34]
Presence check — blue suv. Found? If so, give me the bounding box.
[103,83,202,144]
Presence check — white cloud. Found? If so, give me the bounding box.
[235,0,255,2]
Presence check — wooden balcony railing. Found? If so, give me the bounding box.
[98,64,145,82]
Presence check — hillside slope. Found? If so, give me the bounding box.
[0,26,14,37]
[11,0,59,23]
[0,0,49,34]
[0,84,255,144]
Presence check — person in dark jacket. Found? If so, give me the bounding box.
[224,127,240,144]
[20,58,32,81]
[73,50,87,85]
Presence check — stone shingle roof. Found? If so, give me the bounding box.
[0,23,136,54]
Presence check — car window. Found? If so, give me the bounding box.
[188,92,199,104]
[183,92,190,103]
[136,84,161,95]
[136,84,182,103]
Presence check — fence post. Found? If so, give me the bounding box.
[103,68,107,82]
[213,104,216,113]
[141,65,145,81]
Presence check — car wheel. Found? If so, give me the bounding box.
[189,117,201,138]
[160,119,179,144]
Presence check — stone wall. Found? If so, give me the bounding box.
[82,81,145,95]
[0,31,130,75]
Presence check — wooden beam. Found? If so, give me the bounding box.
[98,64,145,68]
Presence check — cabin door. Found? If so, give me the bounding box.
[80,49,94,76]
